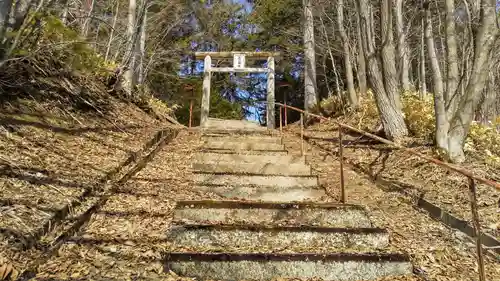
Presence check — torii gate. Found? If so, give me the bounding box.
[194,51,280,129]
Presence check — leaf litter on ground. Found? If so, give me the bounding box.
[0,98,166,276]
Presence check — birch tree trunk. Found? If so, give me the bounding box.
[303,0,317,113]
[394,0,410,91]
[357,0,408,140]
[337,0,358,108]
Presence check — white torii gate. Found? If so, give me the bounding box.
[194,51,280,129]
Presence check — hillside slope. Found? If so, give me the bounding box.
[0,55,180,277]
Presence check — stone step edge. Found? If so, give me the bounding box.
[193,153,305,164]
[198,128,272,133]
[168,223,387,234]
[202,145,286,152]
[198,149,289,154]
[192,165,312,176]
[193,183,325,190]
[202,135,283,140]
[164,252,411,263]
[193,171,318,178]
[174,200,367,210]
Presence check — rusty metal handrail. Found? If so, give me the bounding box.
[273,102,500,190]
[271,101,499,281]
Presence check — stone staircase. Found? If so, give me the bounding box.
[165,118,413,280]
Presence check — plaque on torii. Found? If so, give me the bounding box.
[194,51,280,129]
[233,53,246,69]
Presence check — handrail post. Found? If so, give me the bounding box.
[189,99,193,128]
[300,113,304,156]
[284,101,288,126]
[339,123,345,203]
[279,106,283,135]
[468,178,486,281]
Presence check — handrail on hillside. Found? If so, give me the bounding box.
[271,101,498,281]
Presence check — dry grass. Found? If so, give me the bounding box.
[282,128,500,281]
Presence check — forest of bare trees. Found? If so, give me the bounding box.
[301,0,499,163]
[0,0,498,164]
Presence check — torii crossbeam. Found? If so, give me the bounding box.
[194,51,280,129]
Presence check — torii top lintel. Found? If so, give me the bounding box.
[194,51,281,60]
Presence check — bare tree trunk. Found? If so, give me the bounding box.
[332,57,341,97]
[446,0,499,162]
[321,55,333,97]
[380,0,402,110]
[0,0,13,43]
[81,0,95,37]
[436,3,446,76]
[122,0,137,95]
[419,18,427,97]
[424,1,448,151]
[444,0,460,114]
[394,0,410,91]
[337,0,358,108]
[0,0,39,64]
[137,8,147,84]
[479,68,496,125]
[318,14,339,97]
[303,0,318,113]
[104,0,119,62]
[355,11,367,95]
[12,0,33,31]
[61,0,69,24]
[357,0,408,140]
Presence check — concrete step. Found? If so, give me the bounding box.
[192,162,312,176]
[168,224,389,251]
[194,152,304,164]
[203,141,285,151]
[164,252,413,281]
[193,173,318,188]
[192,184,325,201]
[205,118,263,129]
[173,200,373,228]
[199,149,288,156]
[199,128,275,136]
[202,135,283,144]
